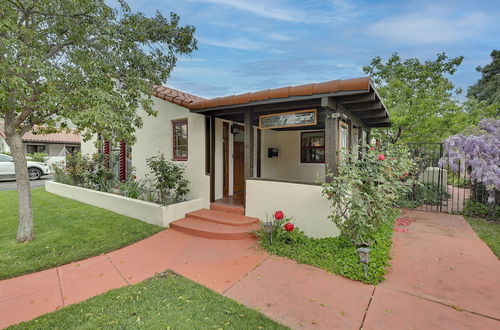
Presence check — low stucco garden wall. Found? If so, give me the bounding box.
[245,179,339,238]
[45,181,203,227]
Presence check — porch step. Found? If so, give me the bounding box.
[210,203,245,215]
[186,209,259,226]
[170,217,259,240]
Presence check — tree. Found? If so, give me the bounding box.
[467,50,500,106]
[363,53,467,144]
[0,0,197,242]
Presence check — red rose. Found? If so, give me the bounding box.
[370,146,375,151]
[377,154,385,161]
[274,210,284,221]
[404,172,409,176]
[284,222,294,232]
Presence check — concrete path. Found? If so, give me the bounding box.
[1,210,499,329]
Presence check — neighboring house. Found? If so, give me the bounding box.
[0,122,81,156]
[82,76,390,238]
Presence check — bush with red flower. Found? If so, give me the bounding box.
[254,210,297,244]
[322,144,417,245]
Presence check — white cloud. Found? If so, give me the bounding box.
[198,36,265,50]
[189,0,310,22]
[369,9,492,45]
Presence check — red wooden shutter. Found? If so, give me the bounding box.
[119,141,126,181]
[103,140,110,168]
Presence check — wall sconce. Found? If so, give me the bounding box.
[231,125,241,134]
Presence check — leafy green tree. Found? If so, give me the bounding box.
[363,53,467,144]
[0,0,197,242]
[467,50,500,106]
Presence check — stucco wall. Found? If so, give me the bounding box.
[46,181,203,227]
[128,97,211,208]
[260,130,325,183]
[245,179,339,238]
[0,137,9,153]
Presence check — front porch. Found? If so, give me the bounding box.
[191,77,390,238]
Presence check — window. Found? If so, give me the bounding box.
[172,119,188,161]
[0,154,12,162]
[301,131,325,163]
[65,146,80,154]
[26,144,46,154]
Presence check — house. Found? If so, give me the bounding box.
[81,77,390,238]
[0,121,81,156]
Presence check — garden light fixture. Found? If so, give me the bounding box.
[263,221,273,244]
[357,247,371,277]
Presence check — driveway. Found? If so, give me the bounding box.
[0,175,53,191]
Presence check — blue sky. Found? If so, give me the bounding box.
[118,0,499,99]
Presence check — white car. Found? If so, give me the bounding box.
[0,153,50,180]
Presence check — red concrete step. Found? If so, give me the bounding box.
[210,203,245,215]
[186,209,259,227]
[170,218,259,240]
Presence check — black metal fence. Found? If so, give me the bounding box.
[405,143,499,218]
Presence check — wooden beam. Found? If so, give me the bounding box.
[337,92,375,104]
[347,101,382,112]
[209,114,216,202]
[364,117,391,124]
[354,109,387,119]
[256,129,262,178]
[324,107,339,179]
[322,97,368,130]
[244,111,254,179]
[199,99,322,117]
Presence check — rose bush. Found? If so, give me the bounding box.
[322,144,417,245]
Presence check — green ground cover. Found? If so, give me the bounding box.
[257,209,399,285]
[10,271,287,330]
[465,216,500,258]
[0,187,162,279]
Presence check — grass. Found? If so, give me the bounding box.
[0,187,162,280]
[465,216,500,258]
[257,209,399,285]
[10,271,287,330]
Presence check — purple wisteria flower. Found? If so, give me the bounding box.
[440,118,500,201]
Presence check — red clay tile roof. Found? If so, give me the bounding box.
[22,129,80,144]
[188,77,371,110]
[153,85,205,107]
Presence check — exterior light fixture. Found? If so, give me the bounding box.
[357,247,371,277]
[263,221,273,244]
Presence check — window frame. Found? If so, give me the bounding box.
[300,130,325,164]
[26,144,47,154]
[172,118,188,161]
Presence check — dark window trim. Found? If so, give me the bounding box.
[172,118,188,161]
[300,130,325,164]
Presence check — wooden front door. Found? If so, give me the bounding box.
[233,141,245,194]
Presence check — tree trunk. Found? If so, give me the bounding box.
[5,132,34,242]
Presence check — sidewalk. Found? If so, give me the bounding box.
[1,211,499,329]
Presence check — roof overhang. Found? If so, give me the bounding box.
[188,77,390,128]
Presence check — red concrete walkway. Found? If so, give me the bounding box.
[1,210,499,329]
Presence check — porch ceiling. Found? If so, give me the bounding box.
[189,77,390,128]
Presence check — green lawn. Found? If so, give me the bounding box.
[10,271,287,330]
[0,187,162,279]
[465,216,500,258]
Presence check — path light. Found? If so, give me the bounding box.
[357,247,371,277]
[263,221,273,244]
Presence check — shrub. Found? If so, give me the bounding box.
[322,144,417,245]
[463,201,500,220]
[27,152,48,162]
[119,177,150,200]
[146,154,189,205]
[54,153,115,192]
